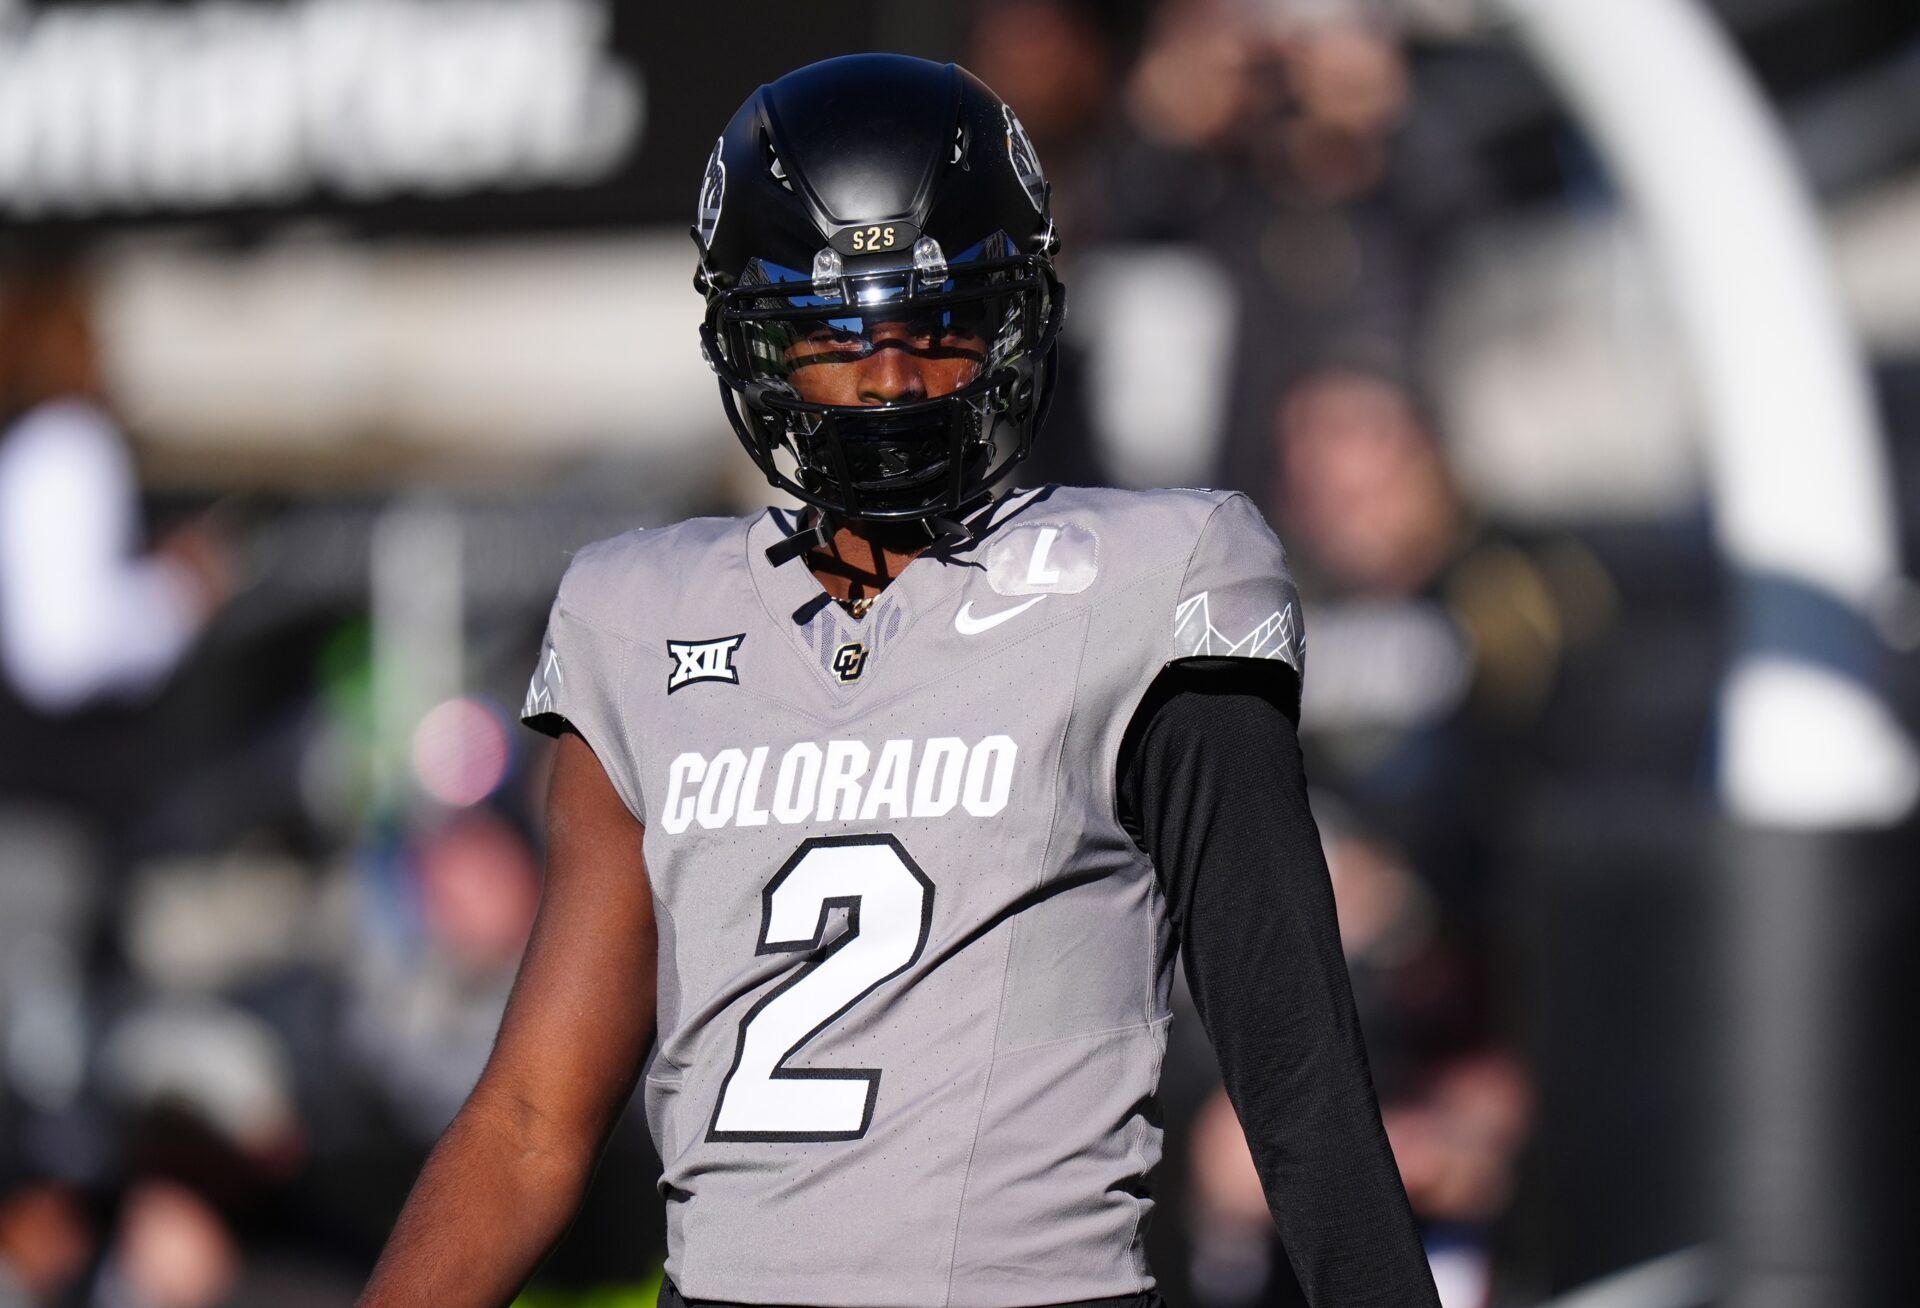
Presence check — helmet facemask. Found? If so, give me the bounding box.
[703,236,1063,522]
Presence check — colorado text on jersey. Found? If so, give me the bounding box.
[658,736,1018,833]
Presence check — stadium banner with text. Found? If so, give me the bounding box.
[0,0,930,236]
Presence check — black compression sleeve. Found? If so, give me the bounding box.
[1119,661,1439,1308]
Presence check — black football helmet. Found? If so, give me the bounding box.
[694,54,1065,525]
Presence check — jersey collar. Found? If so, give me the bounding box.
[741,489,1048,699]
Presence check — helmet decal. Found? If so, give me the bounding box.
[696,136,726,250]
[1003,106,1046,214]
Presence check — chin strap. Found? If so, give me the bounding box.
[765,497,989,568]
[922,515,975,551]
[764,510,835,567]
[927,486,1007,551]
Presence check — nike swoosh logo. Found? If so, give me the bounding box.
[954,595,1046,636]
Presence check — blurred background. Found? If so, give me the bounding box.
[2,1,1917,1305]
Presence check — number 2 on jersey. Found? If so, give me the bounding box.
[707,835,934,1142]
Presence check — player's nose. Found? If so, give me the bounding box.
[857,341,927,405]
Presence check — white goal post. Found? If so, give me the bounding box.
[1488,0,1916,829]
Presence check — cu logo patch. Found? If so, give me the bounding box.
[668,634,745,693]
[831,641,869,684]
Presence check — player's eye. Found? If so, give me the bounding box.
[807,326,865,349]
[883,315,985,351]
[940,304,995,343]
[911,315,968,347]
[789,323,871,363]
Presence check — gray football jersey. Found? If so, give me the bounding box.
[521,486,1302,1308]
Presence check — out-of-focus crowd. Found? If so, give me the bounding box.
[4,1,1919,1306]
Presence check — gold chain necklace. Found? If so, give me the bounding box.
[844,595,875,619]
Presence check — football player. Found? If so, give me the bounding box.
[359,55,1439,1308]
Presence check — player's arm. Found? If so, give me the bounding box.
[1120,659,1440,1308]
[358,731,656,1308]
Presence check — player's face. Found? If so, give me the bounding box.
[785,316,988,405]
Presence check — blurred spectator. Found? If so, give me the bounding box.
[1275,369,1601,914]
[1028,0,1483,501]
[1327,822,1530,1305]
[345,809,542,1142]
[966,1,1146,159]
[0,256,235,838]
[1279,371,1457,595]
[0,258,231,719]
